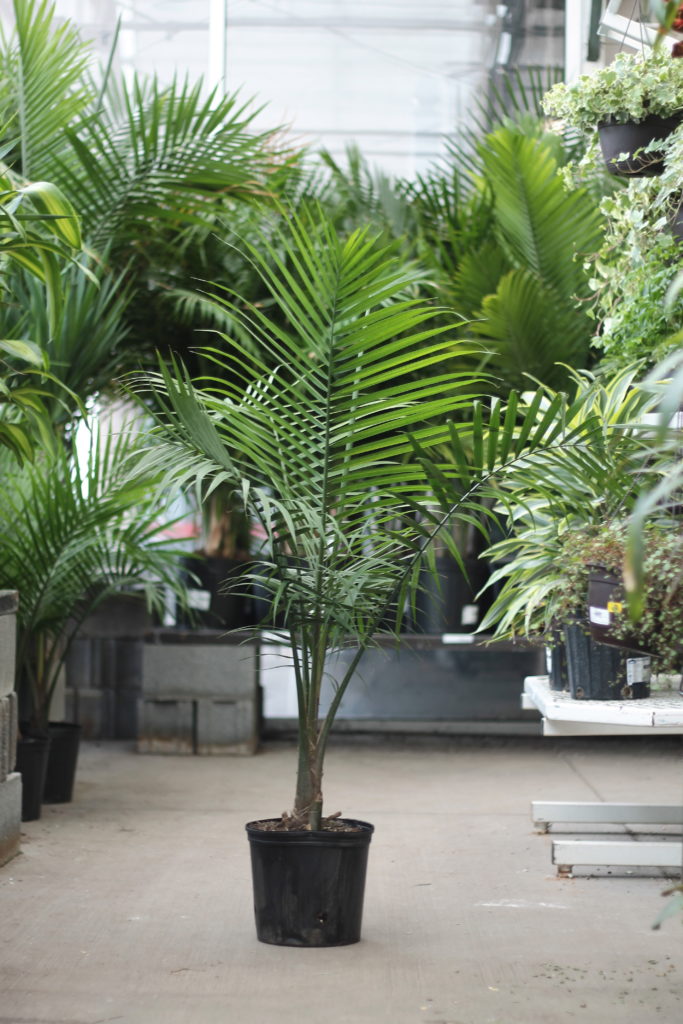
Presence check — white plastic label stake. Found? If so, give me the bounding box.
[627,658,652,684]
[460,604,479,626]
[188,588,211,611]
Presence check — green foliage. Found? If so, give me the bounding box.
[455,125,603,391]
[580,123,683,368]
[476,367,671,639]
[543,48,683,134]
[0,171,83,460]
[0,420,189,731]
[0,0,291,402]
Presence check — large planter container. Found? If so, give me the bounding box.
[43,722,81,804]
[597,113,682,177]
[563,622,650,700]
[246,818,374,946]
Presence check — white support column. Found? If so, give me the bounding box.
[209,0,228,93]
[565,0,593,80]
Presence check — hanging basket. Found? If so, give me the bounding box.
[597,113,682,177]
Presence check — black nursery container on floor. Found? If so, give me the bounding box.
[246,819,374,947]
[43,722,81,803]
[15,735,50,821]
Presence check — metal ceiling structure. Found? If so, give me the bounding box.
[27,1,567,176]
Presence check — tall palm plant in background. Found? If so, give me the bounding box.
[0,0,293,403]
[0,169,82,460]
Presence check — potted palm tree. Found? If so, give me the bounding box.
[132,200,604,946]
[0,420,190,819]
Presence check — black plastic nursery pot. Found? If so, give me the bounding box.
[597,113,682,177]
[15,735,50,821]
[43,722,81,804]
[586,569,652,656]
[177,555,251,630]
[563,622,651,700]
[246,818,374,947]
[545,632,569,692]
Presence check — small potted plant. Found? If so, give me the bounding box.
[477,367,672,699]
[543,45,683,177]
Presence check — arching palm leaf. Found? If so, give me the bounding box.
[0,420,189,731]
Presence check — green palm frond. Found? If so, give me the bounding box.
[2,0,94,178]
[471,367,671,638]
[478,126,603,298]
[472,269,592,392]
[52,74,277,254]
[0,262,132,425]
[0,420,189,727]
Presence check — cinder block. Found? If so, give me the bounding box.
[196,697,259,755]
[65,688,115,740]
[0,772,21,866]
[113,639,143,693]
[65,634,93,691]
[0,694,17,782]
[0,697,9,782]
[0,596,17,699]
[136,698,194,754]
[142,643,257,700]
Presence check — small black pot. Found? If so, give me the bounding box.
[587,569,652,656]
[564,622,650,700]
[246,818,374,946]
[43,722,81,804]
[15,735,51,821]
[597,113,682,177]
[545,629,569,691]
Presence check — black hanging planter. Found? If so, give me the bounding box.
[563,622,651,700]
[15,735,51,821]
[246,819,374,946]
[597,113,682,177]
[43,722,81,804]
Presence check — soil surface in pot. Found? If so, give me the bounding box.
[250,815,364,833]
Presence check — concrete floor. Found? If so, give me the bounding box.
[0,735,681,1024]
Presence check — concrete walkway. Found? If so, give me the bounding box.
[0,735,681,1024]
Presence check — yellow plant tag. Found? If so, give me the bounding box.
[607,600,623,614]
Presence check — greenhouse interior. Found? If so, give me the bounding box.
[0,1,681,1021]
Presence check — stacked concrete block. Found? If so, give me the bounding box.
[138,634,260,755]
[0,592,20,866]
[64,594,151,739]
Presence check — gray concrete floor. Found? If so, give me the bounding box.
[0,735,682,1024]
